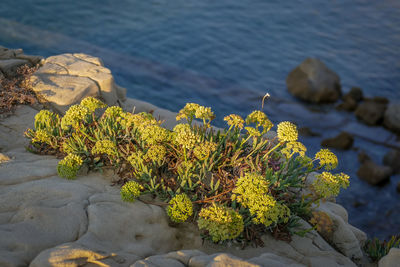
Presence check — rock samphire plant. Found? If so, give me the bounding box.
[25,97,350,246]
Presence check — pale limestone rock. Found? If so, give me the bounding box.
[73,53,104,66]
[0,178,90,266]
[167,250,207,265]
[249,253,305,267]
[31,53,123,114]
[30,243,130,267]
[378,248,400,267]
[131,255,185,267]
[116,84,127,101]
[0,105,36,151]
[30,74,100,113]
[0,153,10,164]
[316,202,366,260]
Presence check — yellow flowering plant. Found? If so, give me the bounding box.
[26,97,351,247]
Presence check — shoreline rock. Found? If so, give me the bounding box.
[0,51,370,267]
[286,58,341,103]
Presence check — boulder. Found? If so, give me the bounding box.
[321,132,354,150]
[31,53,126,114]
[383,148,400,174]
[0,47,42,78]
[336,97,357,112]
[383,101,400,133]
[0,58,32,78]
[357,160,392,185]
[336,87,363,111]
[378,248,400,267]
[346,87,363,102]
[354,98,388,126]
[286,58,341,103]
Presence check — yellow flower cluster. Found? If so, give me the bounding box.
[167,194,193,223]
[173,124,200,150]
[245,126,261,137]
[61,105,90,130]
[32,129,52,144]
[34,109,60,131]
[145,145,167,163]
[140,124,169,145]
[281,141,307,158]
[232,173,290,226]
[103,106,123,118]
[309,211,334,236]
[120,181,143,202]
[195,106,215,121]
[277,121,298,142]
[198,204,244,242]
[57,153,83,179]
[176,103,199,121]
[312,172,350,198]
[315,149,338,170]
[120,112,158,130]
[176,103,215,122]
[246,110,274,134]
[80,97,107,113]
[224,114,244,129]
[91,140,118,157]
[193,141,217,160]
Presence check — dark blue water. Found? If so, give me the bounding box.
[1,0,399,239]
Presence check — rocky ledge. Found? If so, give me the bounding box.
[0,52,397,266]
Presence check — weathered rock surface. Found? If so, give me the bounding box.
[383,148,400,174]
[355,98,388,126]
[0,46,42,78]
[0,104,366,267]
[357,160,392,185]
[321,132,354,150]
[286,58,341,103]
[378,248,400,267]
[0,52,369,267]
[383,101,400,133]
[336,87,364,112]
[30,53,126,114]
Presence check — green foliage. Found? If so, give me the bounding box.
[364,236,400,262]
[25,97,352,246]
[198,204,244,242]
[57,153,83,179]
[121,181,143,202]
[167,193,193,223]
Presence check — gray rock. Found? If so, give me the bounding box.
[378,248,400,267]
[336,96,357,112]
[383,101,400,133]
[286,58,341,103]
[383,148,400,174]
[321,132,354,150]
[346,87,363,102]
[357,160,392,185]
[355,98,388,125]
[0,59,32,78]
